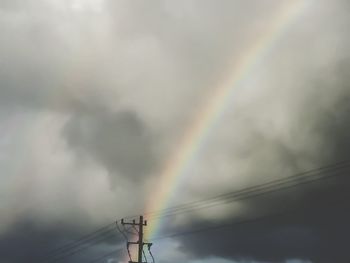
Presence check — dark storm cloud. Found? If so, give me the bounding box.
[0,220,123,263]
[63,107,156,183]
[174,62,350,263]
[178,176,350,263]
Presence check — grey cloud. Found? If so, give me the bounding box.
[0,0,350,263]
[146,1,350,261]
[170,54,350,263]
[62,107,156,184]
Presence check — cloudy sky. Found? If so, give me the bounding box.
[0,0,350,263]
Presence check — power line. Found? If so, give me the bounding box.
[155,170,347,219]
[151,192,349,241]
[39,160,350,262]
[45,223,115,256]
[123,160,350,221]
[116,220,132,261]
[90,185,348,263]
[143,161,350,220]
[41,228,118,263]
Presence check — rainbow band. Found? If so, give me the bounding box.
[144,0,313,241]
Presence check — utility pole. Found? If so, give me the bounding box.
[121,215,153,263]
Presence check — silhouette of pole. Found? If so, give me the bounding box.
[138,216,144,263]
[121,215,152,263]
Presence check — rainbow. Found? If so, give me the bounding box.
[143,0,312,242]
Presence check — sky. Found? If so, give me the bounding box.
[0,0,350,263]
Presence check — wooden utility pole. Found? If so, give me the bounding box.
[121,216,152,263]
